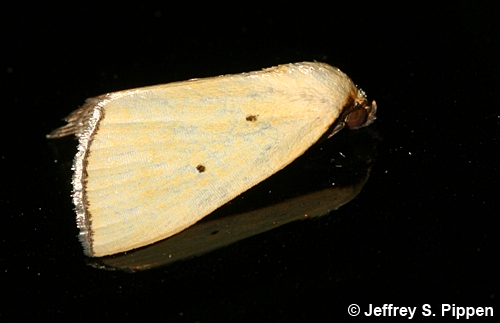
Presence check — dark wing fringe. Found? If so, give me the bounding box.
[46,97,103,139]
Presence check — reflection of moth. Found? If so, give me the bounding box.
[47,62,377,257]
[91,171,372,272]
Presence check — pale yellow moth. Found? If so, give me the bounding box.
[47,62,377,257]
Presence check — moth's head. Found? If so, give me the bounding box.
[346,90,377,130]
[328,89,377,138]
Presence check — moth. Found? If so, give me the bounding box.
[48,62,376,257]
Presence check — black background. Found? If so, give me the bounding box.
[2,1,498,320]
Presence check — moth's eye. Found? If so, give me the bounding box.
[346,108,368,129]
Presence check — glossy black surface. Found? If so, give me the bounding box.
[3,1,498,320]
